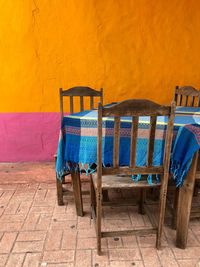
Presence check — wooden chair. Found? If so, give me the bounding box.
[56,86,103,207]
[171,86,200,228]
[60,86,103,119]
[174,85,200,107]
[90,99,175,255]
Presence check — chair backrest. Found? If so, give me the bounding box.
[97,99,175,180]
[174,86,200,107]
[60,86,103,119]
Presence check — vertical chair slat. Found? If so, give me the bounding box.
[70,96,74,114]
[80,96,84,111]
[175,86,179,105]
[113,117,120,168]
[130,116,139,168]
[198,96,200,107]
[190,96,195,107]
[176,94,180,106]
[163,104,175,168]
[183,96,188,106]
[90,96,94,109]
[179,95,183,106]
[174,94,178,105]
[147,116,157,166]
[100,88,103,105]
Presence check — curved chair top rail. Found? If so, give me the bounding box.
[99,99,175,117]
[60,86,103,97]
[175,86,200,96]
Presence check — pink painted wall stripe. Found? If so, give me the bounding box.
[0,113,61,162]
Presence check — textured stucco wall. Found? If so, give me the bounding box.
[0,0,200,161]
[1,0,200,112]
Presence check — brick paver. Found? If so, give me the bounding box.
[0,162,199,266]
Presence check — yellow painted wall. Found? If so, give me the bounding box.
[1,0,200,112]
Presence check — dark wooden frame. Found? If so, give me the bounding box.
[56,86,103,217]
[91,99,175,255]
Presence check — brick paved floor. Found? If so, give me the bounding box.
[0,162,199,267]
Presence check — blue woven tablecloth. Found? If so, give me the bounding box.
[56,106,200,186]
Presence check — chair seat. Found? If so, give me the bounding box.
[92,173,161,189]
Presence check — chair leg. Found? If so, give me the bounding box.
[90,175,96,219]
[156,175,168,249]
[138,188,146,215]
[171,187,179,230]
[56,179,64,206]
[55,154,64,205]
[96,189,102,255]
[71,170,84,217]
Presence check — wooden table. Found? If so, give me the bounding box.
[56,106,200,227]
